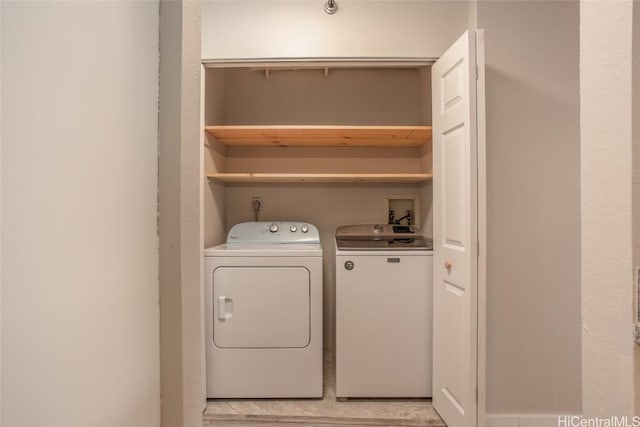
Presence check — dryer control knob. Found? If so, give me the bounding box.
[269,223,279,233]
[373,224,384,234]
[301,225,309,233]
[290,225,297,232]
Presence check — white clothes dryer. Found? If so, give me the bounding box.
[205,221,323,398]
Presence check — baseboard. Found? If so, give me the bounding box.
[486,414,580,427]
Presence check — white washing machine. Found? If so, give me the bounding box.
[205,221,323,398]
[335,224,433,398]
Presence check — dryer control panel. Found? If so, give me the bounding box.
[227,221,320,244]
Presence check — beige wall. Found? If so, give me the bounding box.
[201,0,468,60]
[209,67,430,126]
[1,2,160,426]
[478,0,582,414]
[581,0,636,417]
[158,1,203,426]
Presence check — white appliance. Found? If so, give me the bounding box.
[335,224,433,398]
[205,221,323,398]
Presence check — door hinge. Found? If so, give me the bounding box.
[474,65,479,80]
[477,240,480,257]
[475,388,479,403]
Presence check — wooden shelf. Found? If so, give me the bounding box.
[204,125,432,148]
[207,173,433,184]
[204,126,432,184]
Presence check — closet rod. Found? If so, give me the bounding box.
[252,67,332,79]
[247,63,427,79]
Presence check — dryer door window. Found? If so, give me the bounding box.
[213,266,310,348]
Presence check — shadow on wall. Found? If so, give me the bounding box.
[484,62,581,412]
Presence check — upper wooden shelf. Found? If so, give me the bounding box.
[204,125,432,148]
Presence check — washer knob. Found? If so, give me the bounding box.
[301,225,309,233]
[269,223,279,233]
[373,224,384,234]
[290,225,297,232]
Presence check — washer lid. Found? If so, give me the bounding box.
[336,223,421,238]
[336,236,433,251]
[336,224,432,251]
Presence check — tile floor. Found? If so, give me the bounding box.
[203,352,445,427]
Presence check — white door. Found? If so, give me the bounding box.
[213,266,310,348]
[431,30,482,427]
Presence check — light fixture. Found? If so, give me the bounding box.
[324,0,338,14]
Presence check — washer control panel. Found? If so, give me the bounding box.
[336,224,419,238]
[228,221,320,244]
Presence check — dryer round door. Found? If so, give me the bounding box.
[213,266,310,348]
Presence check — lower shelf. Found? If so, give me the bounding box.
[207,173,432,184]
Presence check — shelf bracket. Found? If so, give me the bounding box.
[264,69,271,80]
[324,67,329,77]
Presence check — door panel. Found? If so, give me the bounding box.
[432,30,480,427]
[443,125,467,248]
[213,266,310,348]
